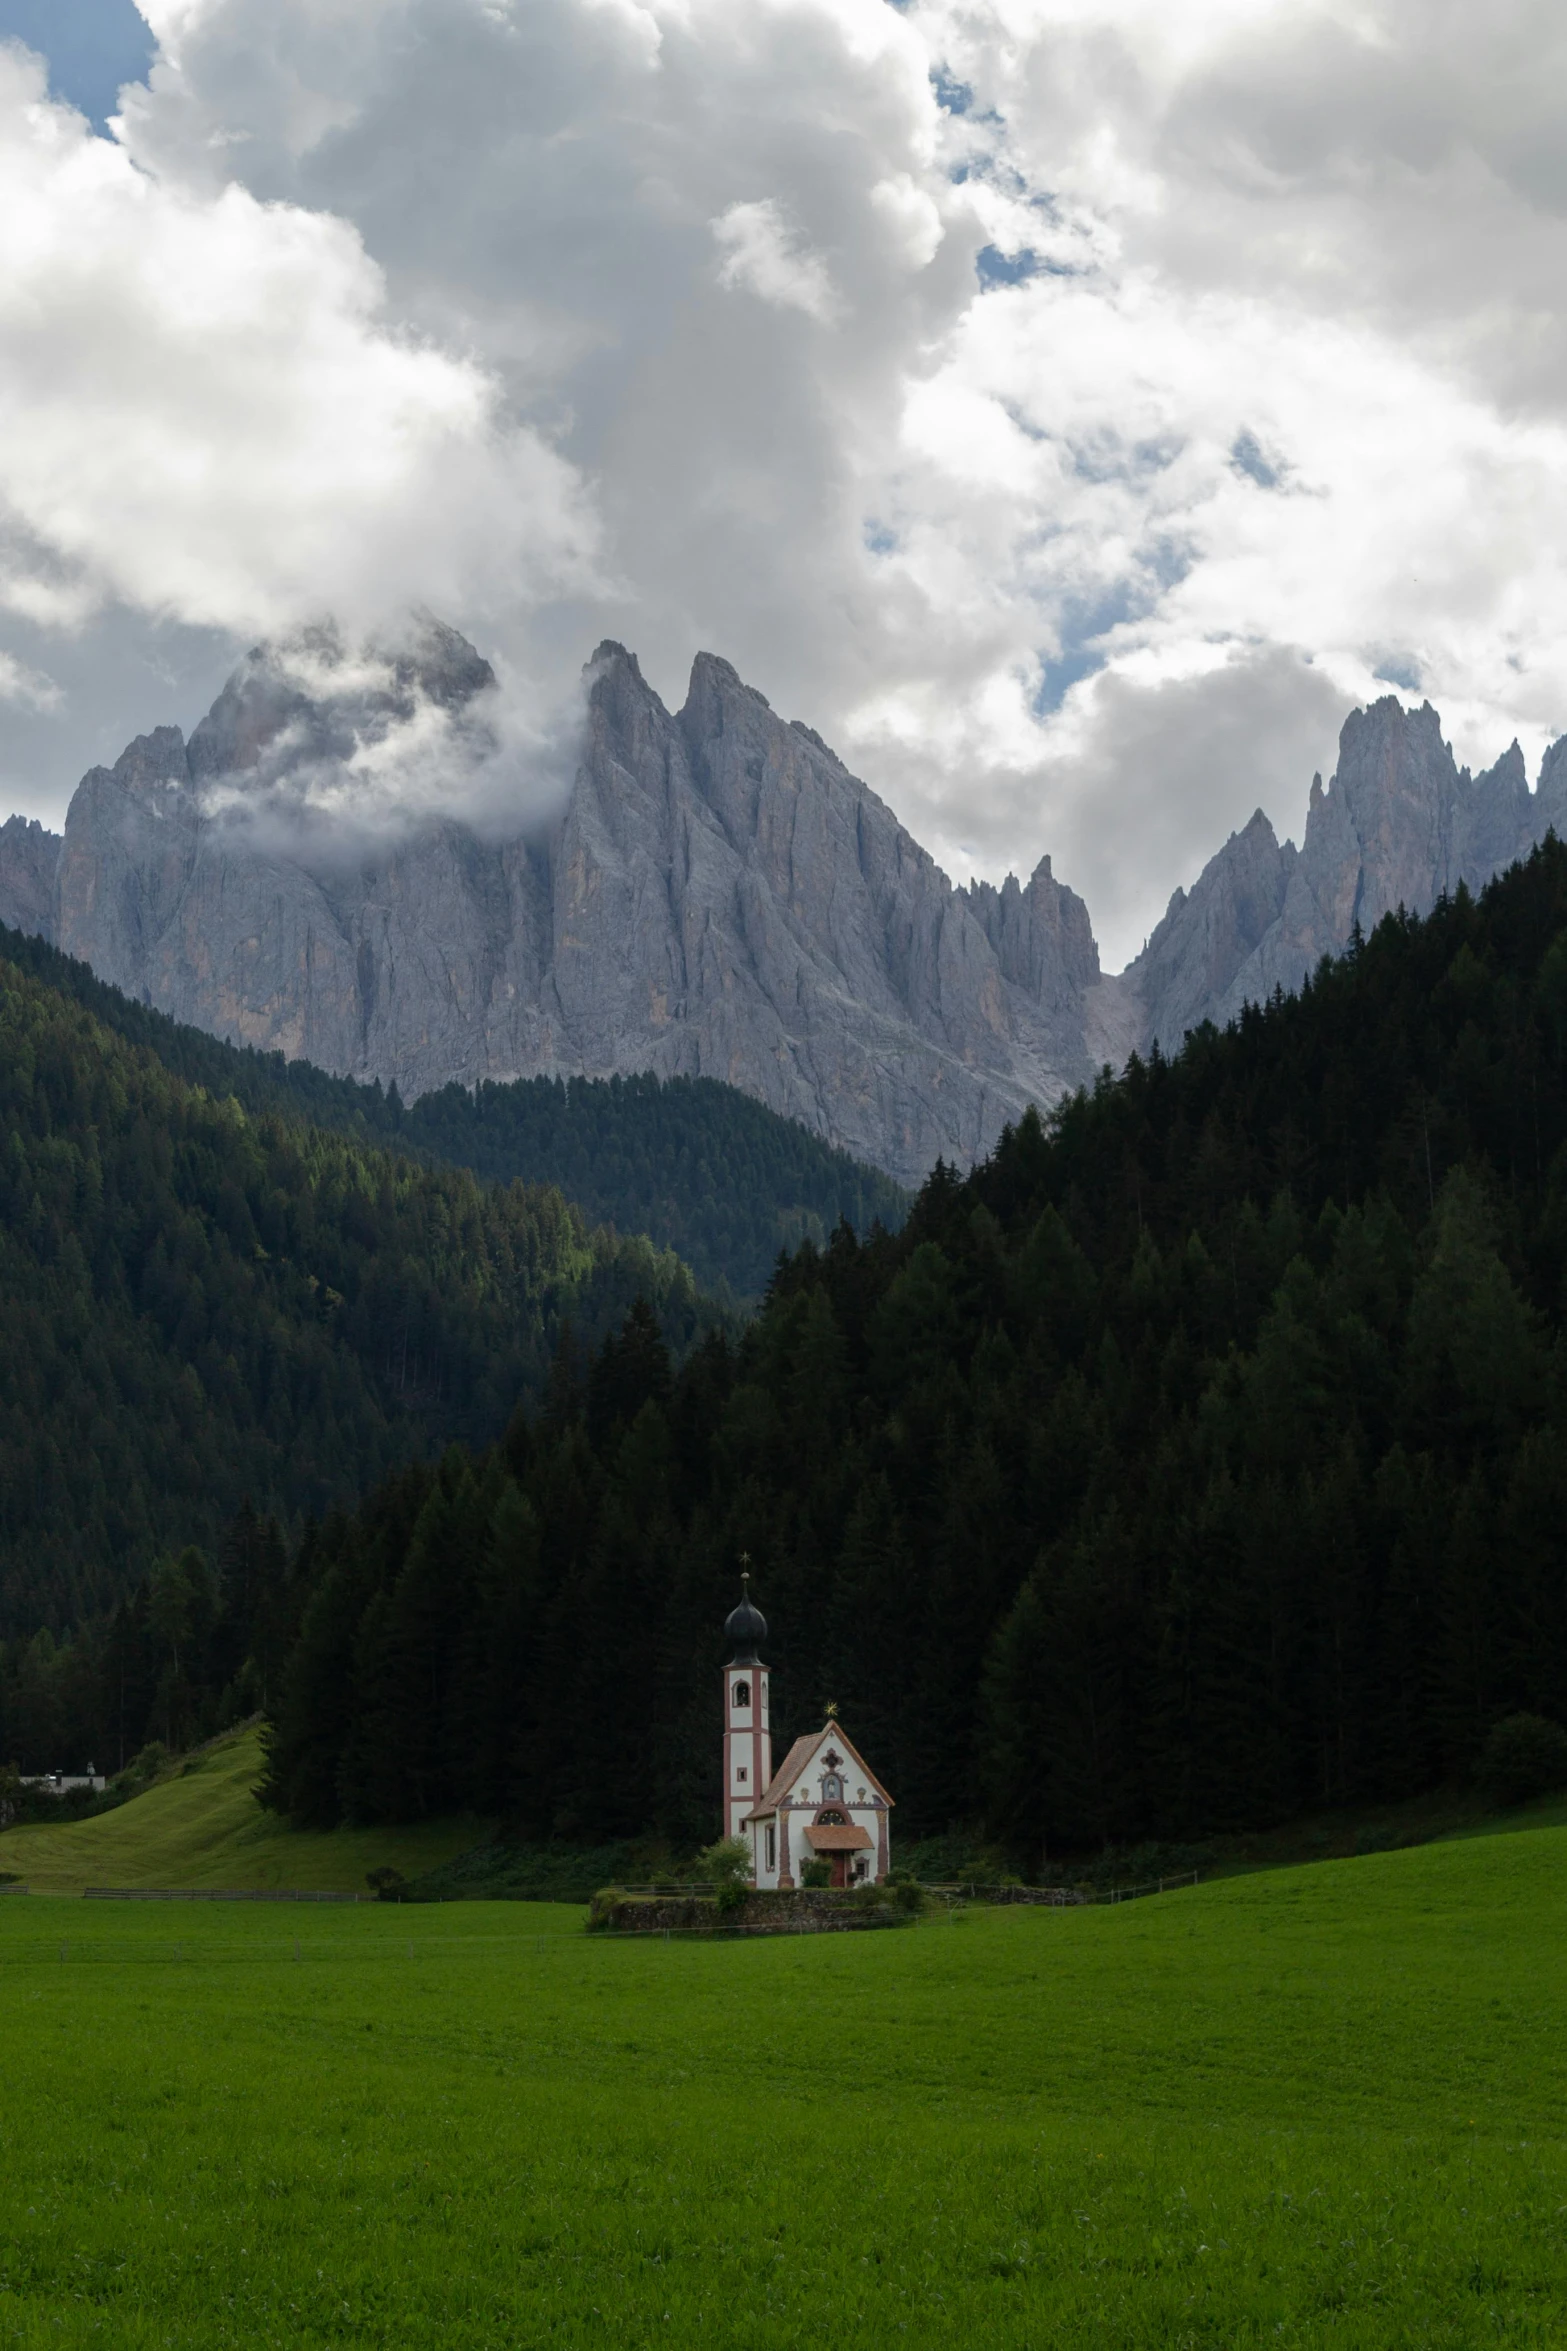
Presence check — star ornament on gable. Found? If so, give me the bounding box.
[824,1699,839,1719]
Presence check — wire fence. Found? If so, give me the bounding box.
[0,1873,1203,1924]
[921,1873,1201,1906]
[0,1876,1205,1965]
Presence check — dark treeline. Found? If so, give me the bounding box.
[0,926,906,1300]
[0,1506,288,1775]
[0,946,705,1644]
[254,840,1567,1857]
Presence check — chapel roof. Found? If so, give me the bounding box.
[744,1733,818,1821]
[742,1720,894,1821]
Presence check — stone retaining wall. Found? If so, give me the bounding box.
[593,1888,906,1934]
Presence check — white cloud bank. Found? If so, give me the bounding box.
[0,650,60,713]
[0,43,597,639]
[6,0,1567,961]
[712,200,841,323]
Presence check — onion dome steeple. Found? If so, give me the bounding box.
[724,1567,767,1665]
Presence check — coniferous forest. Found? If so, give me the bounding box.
[0,927,907,1302]
[13,842,1567,1849]
[249,840,1567,1856]
[0,947,706,1648]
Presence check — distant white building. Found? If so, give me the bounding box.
[719,1576,893,1888]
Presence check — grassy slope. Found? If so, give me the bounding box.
[2,1829,1567,2345]
[0,1727,485,1894]
[8,1716,1566,1901]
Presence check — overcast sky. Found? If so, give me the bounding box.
[1,0,1565,966]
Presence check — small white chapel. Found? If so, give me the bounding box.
[720,1574,894,1889]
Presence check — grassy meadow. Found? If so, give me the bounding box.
[0,1729,484,1895]
[2,1828,1566,2346]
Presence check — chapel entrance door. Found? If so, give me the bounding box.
[830,1854,847,1889]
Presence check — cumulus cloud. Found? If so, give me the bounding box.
[1019,648,1350,962]
[0,651,61,713]
[712,199,840,322]
[5,0,1567,965]
[0,43,598,640]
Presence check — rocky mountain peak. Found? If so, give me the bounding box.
[111,725,191,799]
[1125,692,1563,1054]
[0,814,60,941]
[1537,736,1567,836]
[1129,806,1292,1054]
[1312,694,1458,934]
[187,616,497,793]
[32,630,1110,1182]
[6,623,1566,1185]
[963,854,1100,1012]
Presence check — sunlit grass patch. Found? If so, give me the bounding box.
[0,1726,485,1894]
[2,1829,1566,2344]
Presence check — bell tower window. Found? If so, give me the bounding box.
[733,1680,750,1709]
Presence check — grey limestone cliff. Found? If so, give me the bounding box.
[47,629,1102,1186]
[0,815,61,940]
[23,632,1567,1184]
[1124,697,1560,1055]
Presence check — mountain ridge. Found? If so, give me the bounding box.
[4,625,1563,1184]
[0,919,906,1304]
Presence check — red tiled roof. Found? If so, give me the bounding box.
[743,1732,819,1821]
[802,1822,873,1852]
[742,1721,895,1822]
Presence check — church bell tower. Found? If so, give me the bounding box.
[722,1570,771,1847]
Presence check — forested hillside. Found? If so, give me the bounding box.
[0,928,906,1300]
[0,947,703,1645]
[246,840,1567,1857]
[401,1072,905,1299]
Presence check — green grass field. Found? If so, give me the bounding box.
[0,1729,485,1895]
[2,1827,1566,2347]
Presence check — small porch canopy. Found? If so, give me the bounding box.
[802,1822,872,1853]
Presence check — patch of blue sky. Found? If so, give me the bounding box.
[1032,639,1109,714]
[1373,653,1424,694]
[931,65,973,115]
[1147,534,1195,596]
[977,245,1040,288]
[1031,585,1140,717]
[1068,431,1185,486]
[1230,430,1284,490]
[1030,546,1193,717]
[0,0,155,133]
[863,521,898,558]
[976,245,1087,290]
